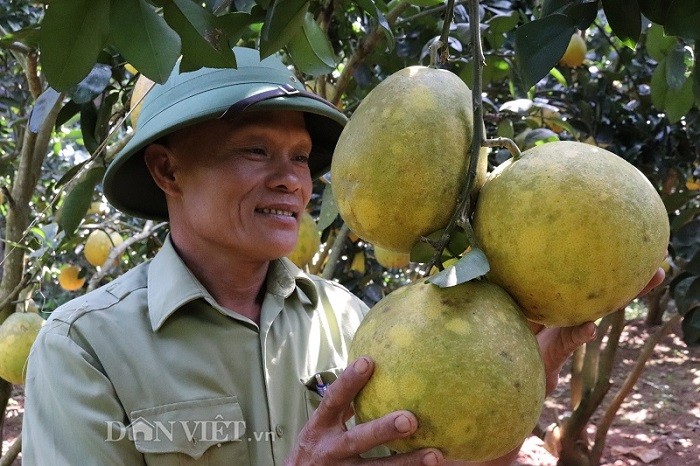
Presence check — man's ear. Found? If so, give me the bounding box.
[143,143,180,196]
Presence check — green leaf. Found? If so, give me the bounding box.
[541,0,598,30]
[446,227,470,256]
[427,248,490,288]
[653,46,695,122]
[29,87,62,134]
[540,0,569,18]
[665,45,690,90]
[645,23,676,61]
[686,250,700,276]
[286,13,336,76]
[317,183,338,232]
[695,61,700,107]
[410,240,437,264]
[57,166,106,236]
[164,0,242,71]
[79,102,99,154]
[355,0,394,51]
[671,219,700,262]
[681,308,700,346]
[110,0,181,84]
[38,0,110,91]
[638,0,670,25]
[650,59,668,109]
[68,63,112,104]
[515,14,576,90]
[665,0,700,40]
[674,276,700,316]
[259,0,309,58]
[665,75,694,123]
[601,0,641,48]
[94,91,120,148]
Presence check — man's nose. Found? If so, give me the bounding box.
[268,159,308,191]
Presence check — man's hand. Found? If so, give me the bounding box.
[530,267,666,395]
[286,356,444,465]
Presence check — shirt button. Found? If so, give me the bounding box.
[275,425,284,438]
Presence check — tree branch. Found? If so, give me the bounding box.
[332,2,411,106]
[590,313,682,464]
[0,435,21,466]
[321,223,349,280]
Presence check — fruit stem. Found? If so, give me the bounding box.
[428,0,455,68]
[455,0,487,223]
[484,137,522,159]
[422,0,483,274]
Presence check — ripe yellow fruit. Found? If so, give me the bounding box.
[473,141,670,327]
[350,251,366,274]
[350,280,545,461]
[58,264,86,291]
[286,212,321,268]
[331,66,488,253]
[130,74,155,128]
[374,245,410,269]
[560,33,587,68]
[0,312,45,385]
[686,178,700,190]
[84,229,124,267]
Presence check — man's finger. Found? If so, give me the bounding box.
[538,322,597,394]
[315,356,374,422]
[364,447,444,466]
[638,267,665,297]
[333,411,418,458]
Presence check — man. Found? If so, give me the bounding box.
[23,47,664,465]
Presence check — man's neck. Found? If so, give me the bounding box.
[169,233,269,324]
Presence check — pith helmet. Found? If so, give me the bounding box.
[103,47,347,220]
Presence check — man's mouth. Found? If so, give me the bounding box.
[256,208,296,218]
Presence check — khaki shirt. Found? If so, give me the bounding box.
[23,237,370,465]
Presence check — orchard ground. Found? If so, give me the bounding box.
[1,310,698,465]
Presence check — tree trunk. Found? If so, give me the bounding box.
[643,285,667,326]
[0,94,62,323]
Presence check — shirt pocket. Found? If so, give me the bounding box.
[130,396,250,466]
[301,367,344,419]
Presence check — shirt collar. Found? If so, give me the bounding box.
[147,236,320,331]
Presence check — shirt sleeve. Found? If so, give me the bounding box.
[22,323,145,466]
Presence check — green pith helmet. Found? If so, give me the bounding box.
[103,47,347,220]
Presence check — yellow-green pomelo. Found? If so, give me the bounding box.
[374,245,410,269]
[473,141,670,327]
[287,211,321,267]
[331,66,488,253]
[349,280,545,461]
[0,312,45,384]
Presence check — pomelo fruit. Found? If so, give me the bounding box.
[0,312,45,385]
[84,229,124,268]
[560,33,587,68]
[374,245,410,269]
[286,211,321,268]
[349,280,545,461]
[58,264,86,291]
[473,141,670,327]
[130,73,155,128]
[331,66,488,254]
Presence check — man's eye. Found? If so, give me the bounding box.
[295,154,310,164]
[246,148,267,157]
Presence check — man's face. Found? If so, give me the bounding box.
[163,109,314,262]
